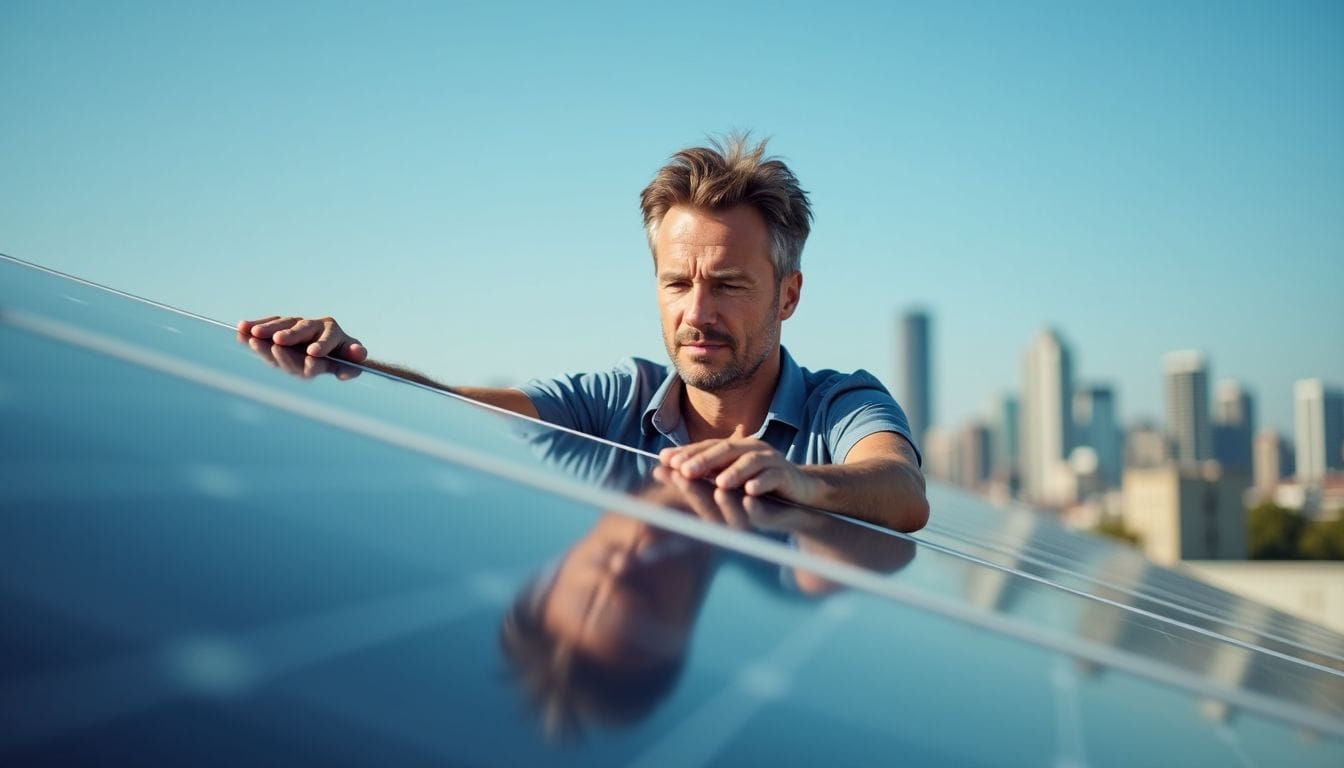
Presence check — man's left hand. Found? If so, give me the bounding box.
[658,434,824,508]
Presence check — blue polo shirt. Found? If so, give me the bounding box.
[517,347,920,466]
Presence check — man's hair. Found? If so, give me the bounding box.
[499,573,686,742]
[639,133,813,278]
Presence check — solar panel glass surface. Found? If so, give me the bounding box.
[2,254,1341,766]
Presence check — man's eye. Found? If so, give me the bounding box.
[719,284,745,293]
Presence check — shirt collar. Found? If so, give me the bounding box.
[641,346,804,443]
[764,346,805,432]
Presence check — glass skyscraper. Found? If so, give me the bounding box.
[1163,351,1212,466]
[900,310,931,449]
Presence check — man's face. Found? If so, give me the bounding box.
[543,514,709,664]
[654,205,801,392]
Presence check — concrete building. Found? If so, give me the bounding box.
[1212,380,1255,476]
[1074,384,1122,489]
[1269,474,1344,520]
[1183,561,1344,634]
[921,426,958,486]
[1252,428,1293,496]
[899,310,931,448]
[1020,329,1074,505]
[1164,351,1212,466]
[1126,421,1169,469]
[1121,464,1247,566]
[1294,378,1344,485]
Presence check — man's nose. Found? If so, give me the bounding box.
[684,284,717,327]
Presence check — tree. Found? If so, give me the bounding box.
[1095,515,1141,547]
[1299,516,1344,560]
[1246,502,1306,560]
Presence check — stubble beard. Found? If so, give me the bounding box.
[666,298,780,393]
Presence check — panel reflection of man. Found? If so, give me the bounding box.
[501,513,714,739]
[240,133,928,533]
[500,473,915,740]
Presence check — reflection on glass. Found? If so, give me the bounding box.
[498,430,916,740]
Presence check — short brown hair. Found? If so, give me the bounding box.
[639,133,813,277]
[499,570,686,742]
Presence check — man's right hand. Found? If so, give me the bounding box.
[237,316,368,363]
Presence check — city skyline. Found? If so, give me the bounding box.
[909,312,1341,479]
[1,2,1340,439]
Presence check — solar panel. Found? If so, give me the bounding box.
[2,252,1341,765]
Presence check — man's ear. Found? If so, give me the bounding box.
[778,271,803,320]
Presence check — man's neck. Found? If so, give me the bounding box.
[681,349,782,442]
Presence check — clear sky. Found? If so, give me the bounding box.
[2,0,1341,439]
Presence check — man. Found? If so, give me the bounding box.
[240,135,928,532]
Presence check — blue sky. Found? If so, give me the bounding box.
[2,0,1341,438]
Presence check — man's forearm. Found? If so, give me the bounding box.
[363,360,540,418]
[364,359,452,391]
[800,458,929,532]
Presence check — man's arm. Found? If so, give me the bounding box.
[238,315,539,418]
[362,360,539,417]
[659,430,929,532]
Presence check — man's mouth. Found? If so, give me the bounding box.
[681,342,729,357]
[677,331,733,354]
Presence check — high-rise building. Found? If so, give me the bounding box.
[1253,428,1293,493]
[1212,380,1255,475]
[1020,329,1074,505]
[1294,379,1344,485]
[899,310,931,448]
[1074,384,1122,489]
[1163,351,1212,466]
[957,422,992,491]
[988,393,1019,475]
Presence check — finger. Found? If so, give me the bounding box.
[661,440,716,469]
[248,316,302,339]
[269,342,307,376]
[742,495,809,531]
[334,364,362,382]
[652,465,674,485]
[742,495,785,528]
[272,318,327,348]
[328,338,368,364]
[306,321,346,358]
[743,466,792,497]
[302,354,336,379]
[248,337,280,366]
[712,487,752,529]
[668,471,732,525]
[679,440,755,477]
[237,316,278,335]
[709,449,779,488]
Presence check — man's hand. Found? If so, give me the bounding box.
[237,316,368,363]
[659,430,928,532]
[237,333,363,381]
[236,314,540,417]
[659,431,825,508]
[648,464,916,595]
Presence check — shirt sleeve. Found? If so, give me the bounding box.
[515,360,638,437]
[824,370,921,466]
